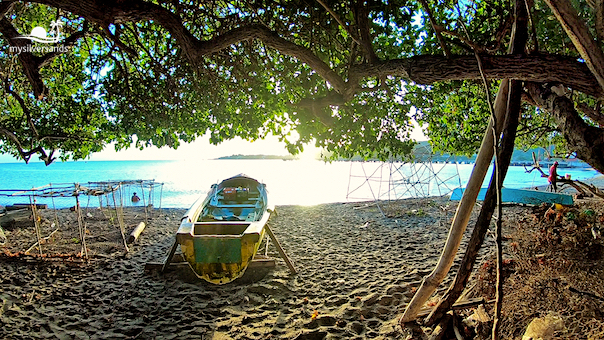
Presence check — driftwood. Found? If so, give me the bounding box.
[127,222,146,244]
[428,313,452,340]
[401,47,510,323]
[24,228,60,254]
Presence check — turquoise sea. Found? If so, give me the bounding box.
[0,159,599,208]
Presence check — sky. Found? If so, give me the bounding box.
[0,122,427,163]
[0,134,302,163]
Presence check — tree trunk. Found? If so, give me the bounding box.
[424,0,528,325]
[526,83,604,174]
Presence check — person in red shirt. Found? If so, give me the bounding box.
[548,161,560,192]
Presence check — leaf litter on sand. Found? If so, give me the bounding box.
[470,199,604,339]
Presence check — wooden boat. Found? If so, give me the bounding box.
[450,187,574,205]
[175,174,273,284]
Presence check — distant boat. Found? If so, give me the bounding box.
[450,187,574,205]
[174,174,273,284]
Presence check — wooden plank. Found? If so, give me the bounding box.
[248,257,276,269]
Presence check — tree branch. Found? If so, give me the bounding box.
[544,0,604,91]
[0,127,54,164]
[0,17,48,99]
[29,0,352,96]
[594,0,604,43]
[1,75,39,139]
[15,0,604,104]
[350,54,604,98]
[354,0,378,63]
[576,102,604,127]
[0,16,90,98]
[0,1,15,17]
[316,0,360,45]
[418,0,451,57]
[526,82,604,173]
[37,22,90,68]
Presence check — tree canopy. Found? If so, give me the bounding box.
[0,0,603,171]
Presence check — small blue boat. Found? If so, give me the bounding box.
[450,187,574,205]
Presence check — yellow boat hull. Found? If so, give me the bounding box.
[175,174,272,284]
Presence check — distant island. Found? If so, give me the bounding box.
[215,144,592,169]
[215,154,299,160]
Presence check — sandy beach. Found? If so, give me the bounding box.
[1,189,603,339]
[0,196,483,339]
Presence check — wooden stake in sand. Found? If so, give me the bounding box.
[29,196,43,255]
[75,194,88,259]
[139,182,149,224]
[111,185,129,253]
[127,222,146,244]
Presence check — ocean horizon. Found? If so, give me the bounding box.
[0,159,599,209]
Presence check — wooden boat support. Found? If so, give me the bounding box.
[162,174,295,284]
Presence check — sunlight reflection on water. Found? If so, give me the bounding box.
[0,160,599,208]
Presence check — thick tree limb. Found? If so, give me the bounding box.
[297,53,604,110]
[526,82,604,174]
[354,1,378,63]
[544,0,604,91]
[351,54,602,98]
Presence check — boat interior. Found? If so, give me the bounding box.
[198,178,267,223]
[193,223,249,235]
